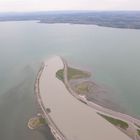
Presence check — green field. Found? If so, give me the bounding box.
[98,113,129,130]
[56,69,64,82]
[28,117,47,129]
[39,117,46,124]
[56,66,90,82]
[137,129,140,136]
[74,82,90,94]
[67,67,90,80]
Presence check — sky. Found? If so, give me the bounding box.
[0,0,140,12]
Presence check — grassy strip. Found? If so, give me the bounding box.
[137,129,140,136]
[74,82,90,94]
[56,69,64,82]
[98,113,129,130]
[67,67,90,80]
[39,117,46,124]
[56,67,90,82]
[28,117,47,129]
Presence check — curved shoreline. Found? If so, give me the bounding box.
[36,56,133,140]
[61,57,140,139]
[35,62,67,140]
[62,57,140,124]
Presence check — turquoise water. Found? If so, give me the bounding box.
[0,21,140,140]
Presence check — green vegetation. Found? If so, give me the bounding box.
[137,129,140,136]
[67,67,90,80]
[28,117,47,129]
[74,82,90,94]
[1,12,140,29]
[56,66,90,82]
[56,69,64,82]
[39,117,46,124]
[98,113,129,130]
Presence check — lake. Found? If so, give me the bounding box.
[0,21,140,140]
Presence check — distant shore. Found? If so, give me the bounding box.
[0,11,140,29]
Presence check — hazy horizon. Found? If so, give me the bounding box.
[0,10,140,14]
[0,0,140,12]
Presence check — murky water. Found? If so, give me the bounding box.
[0,21,140,139]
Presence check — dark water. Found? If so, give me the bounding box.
[0,21,140,140]
[0,64,55,140]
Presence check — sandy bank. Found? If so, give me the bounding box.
[39,56,131,140]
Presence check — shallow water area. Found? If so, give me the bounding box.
[0,21,140,139]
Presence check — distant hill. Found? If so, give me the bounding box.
[0,11,140,29]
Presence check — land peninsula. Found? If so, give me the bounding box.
[29,56,140,140]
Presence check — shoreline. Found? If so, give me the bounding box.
[61,57,140,139]
[69,79,125,113]
[62,57,140,124]
[39,21,140,30]
[36,56,133,140]
[34,61,67,140]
